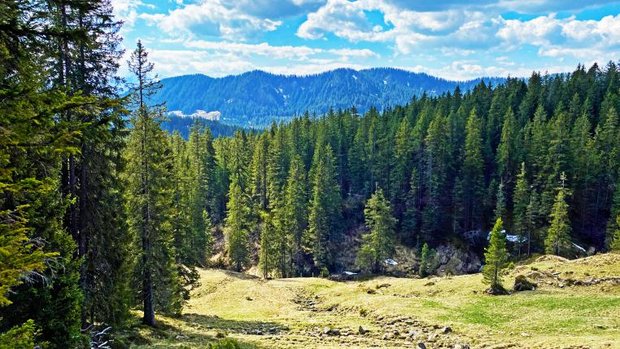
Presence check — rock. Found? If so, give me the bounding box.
[245,296,253,301]
[513,275,537,291]
[322,327,340,336]
[454,344,470,349]
[358,326,368,335]
[427,333,437,341]
[439,326,452,334]
[382,332,394,340]
[417,343,427,349]
[376,283,391,289]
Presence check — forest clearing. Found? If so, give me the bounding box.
[126,253,620,349]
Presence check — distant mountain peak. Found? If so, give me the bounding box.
[154,68,505,127]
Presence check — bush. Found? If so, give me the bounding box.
[0,320,36,349]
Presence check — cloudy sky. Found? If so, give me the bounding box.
[112,0,620,80]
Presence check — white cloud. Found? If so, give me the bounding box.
[406,61,575,81]
[111,0,143,28]
[184,40,378,61]
[185,40,321,60]
[140,0,282,41]
[147,49,256,77]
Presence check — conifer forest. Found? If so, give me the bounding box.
[1,1,620,348]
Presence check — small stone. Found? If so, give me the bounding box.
[427,333,437,342]
[439,326,452,334]
[358,326,368,335]
[382,332,394,340]
[417,343,427,349]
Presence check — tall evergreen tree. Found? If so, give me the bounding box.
[282,155,309,276]
[307,143,342,272]
[125,41,182,326]
[462,109,485,231]
[225,177,250,271]
[357,188,397,272]
[545,173,572,256]
[513,163,530,255]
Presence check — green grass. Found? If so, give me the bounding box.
[130,253,620,348]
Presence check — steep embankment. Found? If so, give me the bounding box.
[129,253,620,348]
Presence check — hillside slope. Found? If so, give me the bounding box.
[153,68,505,127]
[128,253,620,348]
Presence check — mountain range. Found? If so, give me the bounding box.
[154,68,506,127]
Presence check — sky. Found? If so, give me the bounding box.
[112,0,620,80]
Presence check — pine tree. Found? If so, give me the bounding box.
[483,218,508,294]
[545,173,572,257]
[357,188,397,272]
[307,143,342,272]
[125,41,182,326]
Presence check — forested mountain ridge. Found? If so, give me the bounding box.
[153,68,505,127]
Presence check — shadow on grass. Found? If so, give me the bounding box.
[221,269,261,280]
[119,312,280,348]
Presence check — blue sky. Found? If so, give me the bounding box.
[112,0,620,80]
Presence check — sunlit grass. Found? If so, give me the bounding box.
[130,254,620,348]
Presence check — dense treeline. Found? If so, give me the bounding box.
[213,62,620,277]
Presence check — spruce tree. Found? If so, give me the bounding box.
[513,163,530,256]
[188,123,215,265]
[225,177,250,271]
[125,41,182,326]
[483,218,508,294]
[282,155,309,276]
[545,173,572,257]
[357,188,397,272]
[307,143,342,272]
[462,109,485,231]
